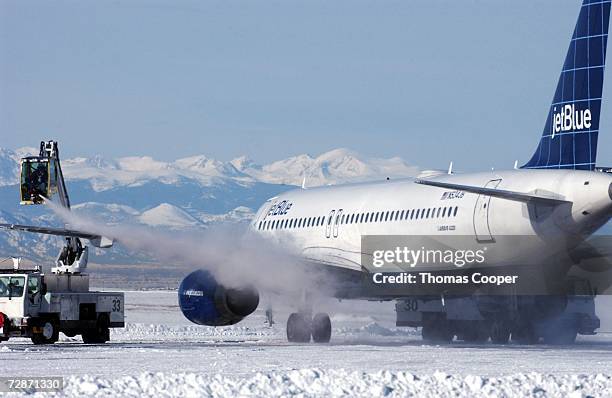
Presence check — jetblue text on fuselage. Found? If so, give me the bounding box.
[267,200,293,217]
[551,104,592,139]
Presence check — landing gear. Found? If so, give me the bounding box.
[490,320,511,344]
[312,313,332,343]
[512,321,539,345]
[541,319,578,345]
[286,312,332,343]
[422,319,453,343]
[460,321,490,343]
[287,313,311,343]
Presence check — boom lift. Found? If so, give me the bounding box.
[0,141,124,345]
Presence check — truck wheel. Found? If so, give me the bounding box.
[31,320,59,345]
[82,314,110,344]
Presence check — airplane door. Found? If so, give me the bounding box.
[473,179,501,242]
[325,210,335,238]
[333,209,343,238]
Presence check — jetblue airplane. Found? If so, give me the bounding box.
[178,0,612,345]
[3,0,612,345]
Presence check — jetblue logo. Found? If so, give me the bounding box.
[267,200,293,217]
[551,104,592,139]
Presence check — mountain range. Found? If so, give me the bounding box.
[0,147,419,263]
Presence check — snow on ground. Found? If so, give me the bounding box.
[1,291,611,397]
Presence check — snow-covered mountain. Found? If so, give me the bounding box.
[231,148,418,186]
[0,147,419,263]
[0,147,418,190]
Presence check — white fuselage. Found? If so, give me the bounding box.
[251,170,612,275]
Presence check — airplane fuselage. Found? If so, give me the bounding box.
[251,170,612,279]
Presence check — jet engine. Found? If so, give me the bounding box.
[178,269,259,326]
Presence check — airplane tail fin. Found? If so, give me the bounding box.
[522,0,611,170]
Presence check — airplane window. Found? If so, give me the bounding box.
[442,207,447,217]
[436,207,441,218]
[410,209,414,219]
[341,214,345,224]
[258,222,262,230]
[385,211,390,221]
[454,206,458,217]
[427,209,432,218]
[395,211,400,221]
[400,210,405,220]
[389,211,394,221]
[359,213,364,223]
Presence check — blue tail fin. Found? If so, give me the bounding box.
[522,0,611,170]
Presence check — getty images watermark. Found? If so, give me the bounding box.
[366,239,518,287]
[359,235,588,296]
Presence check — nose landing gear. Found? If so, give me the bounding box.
[286,312,332,343]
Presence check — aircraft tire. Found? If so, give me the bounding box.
[287,313,311,343]
[422,320,452,343]
[312,313,331,343]
[490,320,511,344]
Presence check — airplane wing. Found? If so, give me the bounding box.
[414,179,571,206]
[0,223,114,248]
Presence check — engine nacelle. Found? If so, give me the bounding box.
[178,269,259,326]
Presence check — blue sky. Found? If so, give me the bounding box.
[1,0,610,171]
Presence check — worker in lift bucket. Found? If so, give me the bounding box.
[27,163,48,202]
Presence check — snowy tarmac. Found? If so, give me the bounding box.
[1,291,611,397]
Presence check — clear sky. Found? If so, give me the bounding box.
[1,0,611,171]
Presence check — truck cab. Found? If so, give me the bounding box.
[0,268,124,345]
[0,271,42,319]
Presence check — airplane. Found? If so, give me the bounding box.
[177,0,612,345]
[2,0,612,345]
